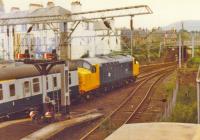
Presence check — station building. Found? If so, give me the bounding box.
[0,0,121,60]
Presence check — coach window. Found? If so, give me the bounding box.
[53,77,57,88]
[24,81,30,94]
[0,84,3,100]
[33,78,40,93]
[9,84,15,97]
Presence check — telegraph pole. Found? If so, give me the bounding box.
[159,42,162,58]
[130,16,134,56]
[192,32,195,58]
[179,33,182,68]
[181,22,184,63]
[178,22,184,68]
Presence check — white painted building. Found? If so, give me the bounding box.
[0,0,4,13]
[0,0,121,60]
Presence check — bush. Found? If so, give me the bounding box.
[169,102,197,123]
[167,84,197,123]
[187,57,200,68]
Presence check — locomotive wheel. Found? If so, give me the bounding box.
[80,94,91,102]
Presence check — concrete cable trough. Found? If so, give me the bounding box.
[0,118,31,129]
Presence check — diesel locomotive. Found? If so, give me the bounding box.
[72,55,139,97]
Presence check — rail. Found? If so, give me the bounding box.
[140,61,176,68]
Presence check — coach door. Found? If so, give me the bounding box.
[51,75,60,112]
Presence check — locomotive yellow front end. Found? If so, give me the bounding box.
[78,64,100,94]
[133,59,140,77]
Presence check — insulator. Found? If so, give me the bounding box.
[27,25,33,33]
[103,21,112,30]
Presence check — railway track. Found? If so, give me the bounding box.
[79,67,175,140]
[138,65,175,80]
[140,61,176,71]
[0,62,177,140]
[125,72,172,124]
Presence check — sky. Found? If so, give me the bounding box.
[2,0,200,29]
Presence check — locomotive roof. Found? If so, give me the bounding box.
[83,55,133,65]
[0,62,66,81]
[83,57,112,65]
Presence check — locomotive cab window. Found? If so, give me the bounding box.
[9,84,15,97]
[33,78,40,93]
[82,61,95,72]
[83,62,91,70]
[0,84,3,100]
[91,66,96,73]
[24,81,30,94]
